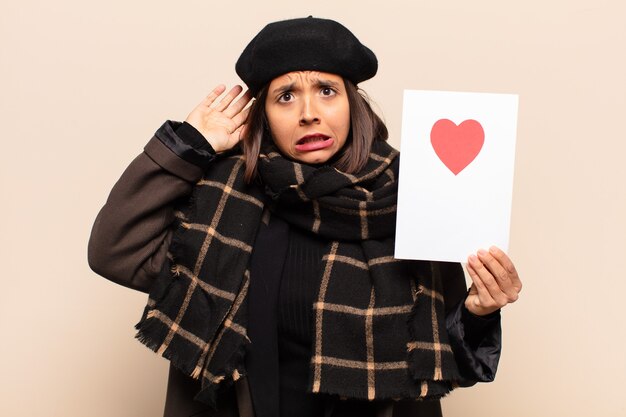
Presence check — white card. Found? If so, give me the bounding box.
[394,90,519,262]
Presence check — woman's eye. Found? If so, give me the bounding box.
[321,87,335,96]
[278,92,293,102]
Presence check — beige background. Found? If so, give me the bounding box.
[1,0,625,416]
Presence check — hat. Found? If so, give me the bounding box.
[235,16,378,94]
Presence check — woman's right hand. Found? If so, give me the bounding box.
[184,85,253,153]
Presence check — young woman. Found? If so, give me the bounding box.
[88,16,521,417]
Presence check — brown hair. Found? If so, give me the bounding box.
[242,79,388,183]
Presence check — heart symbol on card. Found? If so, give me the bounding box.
[430,119,485,175]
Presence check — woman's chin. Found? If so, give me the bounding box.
[291,151,335,166]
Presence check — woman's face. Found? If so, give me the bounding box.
[264,71,350,165]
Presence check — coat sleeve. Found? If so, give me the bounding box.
[446,299,501,385]
[439,262,502,386]
[87,121,214,293]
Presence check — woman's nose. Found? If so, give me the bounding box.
[299,96,320,125]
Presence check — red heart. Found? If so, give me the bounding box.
[430,119,485,175]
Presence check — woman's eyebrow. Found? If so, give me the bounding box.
[270,82,296,95]
[312,78,340,88]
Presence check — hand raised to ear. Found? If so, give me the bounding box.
[185,85,253,153]
[465,246,522,316]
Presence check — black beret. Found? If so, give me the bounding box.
[236,16,378,94]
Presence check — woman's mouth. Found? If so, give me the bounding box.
[295,134,334,152]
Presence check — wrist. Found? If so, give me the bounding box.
[178,122,217,155]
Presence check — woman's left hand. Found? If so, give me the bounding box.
[184,85,253,153]
[465,246,522,316]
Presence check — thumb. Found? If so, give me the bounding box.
[230,125,246,147]
[467,284,478,296]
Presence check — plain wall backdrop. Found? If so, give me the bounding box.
[1,0,625,416]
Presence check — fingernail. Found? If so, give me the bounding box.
[477,249,488,256]
[468,254,478,263]
[489,246,498,254]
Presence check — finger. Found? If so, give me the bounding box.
[214,85,243,112]
[476,249,518,302]
[489,246,523,293]
[201,84,227,107]
[232,106,251,128]
[238,121,250,142]
[468,254,508,307]
[466,263,498,312]
[467,283,478,297]
[230,125,245,144]
[224,90,253,118]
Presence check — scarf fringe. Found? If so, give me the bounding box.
[193,341,248,408]
[404,272,459,396]
[134,317,200,378]
[135,315,249,408]
[309,380,450,402]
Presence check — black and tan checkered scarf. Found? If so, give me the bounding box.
[135,140,460,405]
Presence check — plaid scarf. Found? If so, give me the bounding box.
[135,140,460,405]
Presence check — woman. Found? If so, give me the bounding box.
[88,16,521,417]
